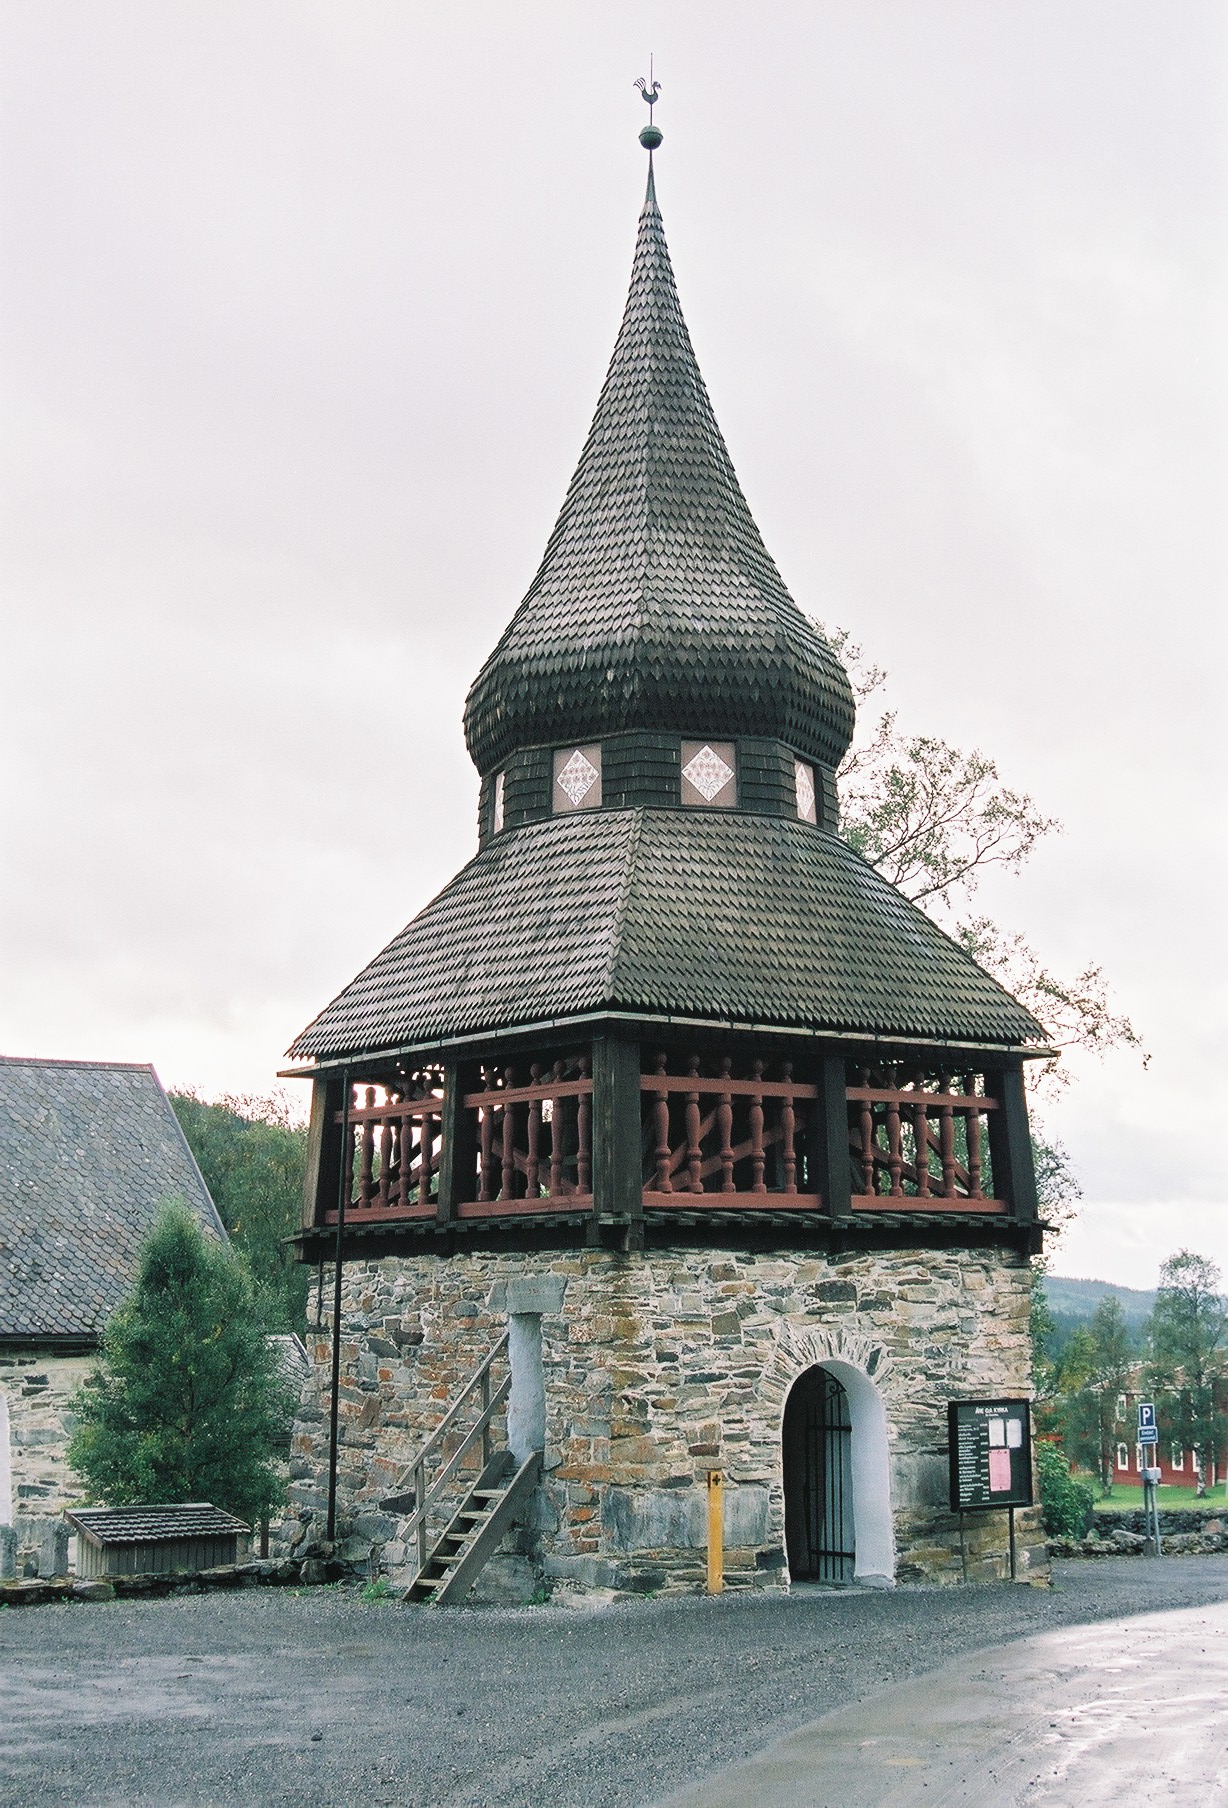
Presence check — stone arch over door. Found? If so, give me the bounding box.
[765,1323,895,1587]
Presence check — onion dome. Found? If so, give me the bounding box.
[463,164,855,778]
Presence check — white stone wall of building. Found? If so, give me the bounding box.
[288,1245,1046,1597]
[0,1346,93,1577]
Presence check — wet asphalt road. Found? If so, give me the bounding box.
[656,1598,1228,1807]
[1,1558,1224,1808]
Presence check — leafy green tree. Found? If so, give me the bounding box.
[821,623,1143,1083]
[170,1089,309,1333]
[68,1204,294,1524]
[1055,1296,1133,1494]
[1147,1250,1228,1496]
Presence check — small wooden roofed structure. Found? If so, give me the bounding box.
[66,1503,250,1577]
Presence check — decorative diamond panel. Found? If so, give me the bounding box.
[553,745,603,812]
[681,741,736,806]
[794,759,816,824]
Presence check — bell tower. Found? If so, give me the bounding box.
[286,105,1048,1599]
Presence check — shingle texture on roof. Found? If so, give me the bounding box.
[0,1058,226,1339]
[289,810,1043,1059]
[67,1504,249,1543]
[463,170,856,777]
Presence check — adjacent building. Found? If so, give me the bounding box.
[0,1055,226,1573]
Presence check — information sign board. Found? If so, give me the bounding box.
[948,1399,1033,1512]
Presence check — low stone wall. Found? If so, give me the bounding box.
[289,1243,1047,1598]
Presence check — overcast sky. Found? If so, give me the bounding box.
[2,4,1224,1290]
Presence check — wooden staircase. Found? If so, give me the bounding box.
[380,1333,542,1606]
[402,1448,542,1604]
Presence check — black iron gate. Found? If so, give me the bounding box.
[783,1366,855,1582]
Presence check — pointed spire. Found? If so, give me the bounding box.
[464,157,855,779]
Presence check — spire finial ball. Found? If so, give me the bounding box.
[639,124,663,151]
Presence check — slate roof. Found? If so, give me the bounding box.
[463,167,856,777]
[289,810,1044,1060]
[0,1057,226,1339]
[67,1504,250,1544]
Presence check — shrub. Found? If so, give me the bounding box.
[1036,1439,1095,1540]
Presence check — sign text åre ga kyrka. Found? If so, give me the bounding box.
[947,1399,1034,1511]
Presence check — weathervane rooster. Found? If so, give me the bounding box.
[634,74,661,121]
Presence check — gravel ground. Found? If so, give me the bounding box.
[1,1559,1224,1808]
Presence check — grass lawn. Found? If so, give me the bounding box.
[1090,1482,1226,1512]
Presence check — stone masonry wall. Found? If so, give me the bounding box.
[0,1346,93,1577]
[288,1245,1046,1598]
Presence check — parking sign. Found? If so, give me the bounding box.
[1138,1401,1158,1445]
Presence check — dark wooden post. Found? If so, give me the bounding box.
[811,1053,852,1222]
[303,1072,346,1231]
[591,1032,642,1241]
[986,1063,1038,1224]
[437,1060,479,1226]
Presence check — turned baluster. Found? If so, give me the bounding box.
[684,1054,704,1193]
[549,1060,566,1197]
[780,1061,798,1193]
[964,1073,984,1199]
[478,1072,495,1202]
[885,1067,904,1196]
[577,1055,592,1194]
[525,1063,542,1198]
[418,1112,433,1207]
[359,1087,377,1207]
[750,1059,766,1193]
[501,1065,517,1201]
[377,1107,394,1210]
[859,1067,876,1194]
[386,1094,407,1210]
[716,1055,735,1192]
[939,1072,956,1196]
[653,1052,672,1193]
[911,1072,930,1197]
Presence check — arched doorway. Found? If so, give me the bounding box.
[783,1366,855,1582]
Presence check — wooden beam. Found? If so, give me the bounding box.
[986,1064,1039,1225]
[591,1032,642,1232]
[303,1074,344,1231]
[437,1060,479,1227]
[813,1054,852,1224]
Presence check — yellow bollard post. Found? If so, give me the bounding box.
[707,1469,724,1594]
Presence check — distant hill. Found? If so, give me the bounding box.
[1043,1275,1156,1351]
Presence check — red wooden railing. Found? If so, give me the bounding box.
[640,1052,819,1209]
[323,1084,442,1223]
[847,1067,1004,1214]
[459,1057,593,1218]
[318,1056,1016,1227]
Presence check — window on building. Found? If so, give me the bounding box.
[680,740,737,807]
[492,770,505,834]
[1116,1443,1129,1472]
[1116,1395,1127,1421]
[553,744,602,813]
[1171,1446,1184,1470]
[794,758,817,824]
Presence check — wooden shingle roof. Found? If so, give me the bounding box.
[67,1504,249,1544]
[463,168,856,778]
[0,1057,226,1339]
[289,811,1044,1060]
